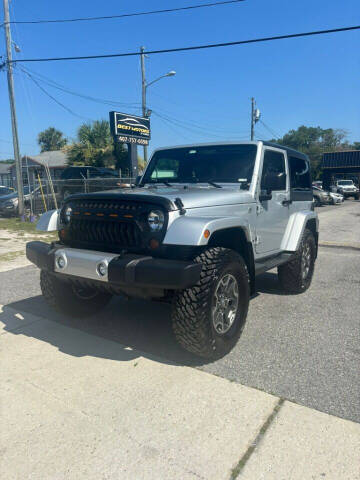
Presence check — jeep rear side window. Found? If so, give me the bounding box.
[261,150,286,191]
[289,156,311,190]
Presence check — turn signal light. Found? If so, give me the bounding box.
[204,229,210,239]
[150,238,159,250]
[59,229,66,241]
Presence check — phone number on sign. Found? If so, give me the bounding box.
[117,136,149,145]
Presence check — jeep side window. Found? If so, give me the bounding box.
[261,150,286,191]
[289,156,311,190]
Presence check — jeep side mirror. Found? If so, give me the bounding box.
[259,189,272,202]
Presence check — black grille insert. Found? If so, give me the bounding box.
[68,218,142,250]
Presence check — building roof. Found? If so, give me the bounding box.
[25,150,68,168]
[0,162,11,175]
[322,150,360,169]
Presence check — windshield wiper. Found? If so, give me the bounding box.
[207,180,222,188]
[141,181,172,187]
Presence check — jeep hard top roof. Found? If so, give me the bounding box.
[153,141,308,161]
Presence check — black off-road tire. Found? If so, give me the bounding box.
[40,270,112,317]
[171,248,250,359]
[278,229,316,294]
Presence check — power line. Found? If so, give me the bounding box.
[259,120,280,138]
[8,25,360,64]
[17,65,141,110]
[2,1,245,25]
[20,68,91,120]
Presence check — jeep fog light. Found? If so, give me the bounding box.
[97,262,107,277]
[56,255,66,269]
[148,210,164,231]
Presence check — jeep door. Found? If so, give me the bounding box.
[255,147,290,254]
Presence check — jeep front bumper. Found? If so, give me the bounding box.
[26,241,202,290]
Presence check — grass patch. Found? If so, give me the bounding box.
[0,217,49,234]
[0,250,24,263]
[0,217,57,241]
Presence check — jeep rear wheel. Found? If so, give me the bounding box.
[171,248,250,359]
[40,270,112,316]
[278,229,316,294]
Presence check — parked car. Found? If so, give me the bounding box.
[312,181,323,189]
[27,141,318,359]
[0,185,56,216]
[329,191,344,204]
[335,180,359,199]
[312,186,332,206]
[0,191,18,216]
[0,186,14,197]
[59,166,121,200]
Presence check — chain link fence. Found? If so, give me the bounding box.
[0,177,134,217]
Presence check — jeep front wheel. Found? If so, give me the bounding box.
[171,248,250,359]
[278,229,316,294]
[40,270,112,316]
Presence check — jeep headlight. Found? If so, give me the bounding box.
[147,210,165,231]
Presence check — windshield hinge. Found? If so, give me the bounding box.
[175,197,186,215]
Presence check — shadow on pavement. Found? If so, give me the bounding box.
[254,271,288,295]
[1,295,200,366]
[2,272,285,367]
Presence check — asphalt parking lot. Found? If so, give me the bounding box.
[1,200,359,423]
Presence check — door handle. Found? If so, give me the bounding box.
[282,199,292,206]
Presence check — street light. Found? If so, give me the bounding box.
[140,46,176,163]
[146,70,176,89]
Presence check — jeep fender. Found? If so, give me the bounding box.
[281,211,318,252]
[163,216,252,246]
[37,209,60,231]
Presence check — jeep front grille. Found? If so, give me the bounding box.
[68,218,142,250]
[62,198,145,251]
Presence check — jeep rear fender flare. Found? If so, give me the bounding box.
[163,216,252,246]
[281,211,318,252]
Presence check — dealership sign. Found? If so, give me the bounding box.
[109,111,150,145]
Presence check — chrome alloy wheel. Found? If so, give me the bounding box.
[301,242,312,280]
[212,273,239,334]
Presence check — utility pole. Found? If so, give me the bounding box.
[140,46,148,164]
[250,97,255,141]
[3,0,24,216]
[250,97,260,141]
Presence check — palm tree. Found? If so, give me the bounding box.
[67,120,127,168]
[38,127,67,152]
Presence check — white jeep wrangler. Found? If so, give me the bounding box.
[26,141,318,359]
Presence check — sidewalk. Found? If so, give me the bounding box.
[1,305,359,480]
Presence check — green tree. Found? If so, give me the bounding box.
[272,126,351,179]
[37,127,67,152]
[67,120,127,170]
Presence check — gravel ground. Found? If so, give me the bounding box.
[0,203,359,422]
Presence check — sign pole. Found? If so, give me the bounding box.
[127,143,138,181]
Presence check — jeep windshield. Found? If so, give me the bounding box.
[337,180,354,186]
[142,144,257,189]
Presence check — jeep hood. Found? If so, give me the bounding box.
[69,185,253,210]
